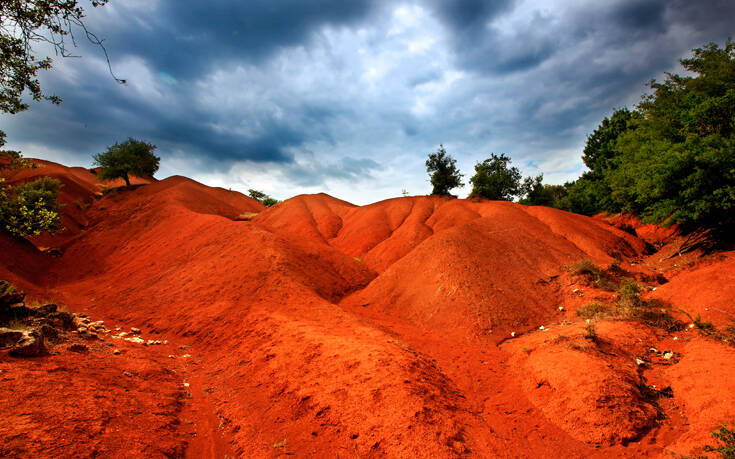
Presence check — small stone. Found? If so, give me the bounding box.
[68,343,88,353]
[689,323,695,329]
[40,324,59,341]
[168,354,175,359]
[130,327,141,335]
[113,349,121,355]
[154,340,161,345]
[636,358,646,366]
[183,382,190,388]
[0,327,24,348]
[147,340,154,345]
[123,371,133,377]
[77,326,88,334]
[10,330,44,357]
[126,336,145,345]
[673,336,678,341]
[163,340,169,345]
[558,306,565,311]
[662,351,674,360]
[181,354,191,358]
[510,332,516,337]
[179,345,189,350]
[650,347,658,353]
[35,303,58,315]
[118,331,128,337]
[115,327,121,331]
[539,325,545,331]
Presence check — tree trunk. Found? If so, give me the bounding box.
[123,173,130,187]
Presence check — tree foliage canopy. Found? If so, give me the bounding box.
[425,145,463,196]
[0,176,61,238]
[0,0,118,115]
[565,39,735,232]
[469,153,523,201]
[248,189,279,207]
[93,138,160,186]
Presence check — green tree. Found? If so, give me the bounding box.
[0,176,62,238]
[1,0,119,116]
[248,189,279,207]
[93,138,160,187]
[565,108,638,215]
[519,174,561,207]
[469,153,522,201]
[606,39,735,230]
[425,145,464,196]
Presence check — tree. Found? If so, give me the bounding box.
[1,0,121,116]
[93,138,160,187]
[606,39,735,231]
[248,189,279,207]
[469,153,523,201]
[425,145,463,195]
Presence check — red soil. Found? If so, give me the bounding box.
[2,159,735,458]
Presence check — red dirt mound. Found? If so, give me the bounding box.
[341,200,648,339]
[650,251,735,328]
[3,162,734,458]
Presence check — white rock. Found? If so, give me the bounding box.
[183,382,190,388]
[558,306,565,311]
[636,358,645,366]
[118,331,128,337]
[539,325,545,330]
[125,336,145,345]
[689,323,695,329]
[663,351,674,360]
[510,332,516,337]
[130,327,141,335]
[113,349,120,355]
[181,354,191,358]
[163,340,169,345]
[673,336,678,341]
[147,340,155,345]
[168,354,175,359]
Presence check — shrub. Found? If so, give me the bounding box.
[577,302,613,319]
[247,189,279,207]
[0,176,62,237]
[570,259,618,291]
[704,422,735,458]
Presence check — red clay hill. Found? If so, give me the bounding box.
[2,159,735,458]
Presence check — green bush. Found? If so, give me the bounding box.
[247,189,279,207]
[0,177,62,237]
[704,422,735,458]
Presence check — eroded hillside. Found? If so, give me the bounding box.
[2,160,734,458]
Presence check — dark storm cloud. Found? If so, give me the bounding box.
[3,0,735,202]
[106,0,375,81]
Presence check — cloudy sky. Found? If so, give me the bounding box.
[2,0,733,204]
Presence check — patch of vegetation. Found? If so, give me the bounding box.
[577,302,614,320]
[562,39,735,234]
[93,138,160,187]
[583,324,598,343]
[426,144,464,196]
[615,280,680,331]
[0,176,62,238]
[570,259,619,291]
[247,189,279,207]
[7,319,30,331]
[704,422,735,458]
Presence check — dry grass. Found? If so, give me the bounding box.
[236,212,259,221]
